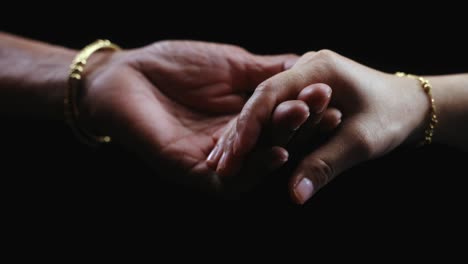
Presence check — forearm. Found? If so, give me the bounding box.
[0,32,75,119]
[430,74,468,150]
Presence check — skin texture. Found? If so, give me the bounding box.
[214,50,468,204]
[0,32,341,196]
[211,82,338,178]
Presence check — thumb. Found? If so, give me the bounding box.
[289,122,373,204]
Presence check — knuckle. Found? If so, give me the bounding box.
[224,44,249,55]
[237,81,277,130]
[316,49,337,60]
[294,50,339,83]
[252,81,277,104]
[255,81,273,93]
[315,50,338,70]
[302,51,316,59]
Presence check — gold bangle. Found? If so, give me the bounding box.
[65,39,121,146]
[395,72,438,146]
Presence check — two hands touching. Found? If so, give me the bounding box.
[210,50,435,203]
[2,33,467,204]
[82,42,414,203]
[80,41,341,196]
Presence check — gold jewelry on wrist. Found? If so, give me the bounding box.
[65,39,121,146]
[395,72,438,146]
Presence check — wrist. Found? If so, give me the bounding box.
[39,47,76,120]
[391,74,432,146]
[0,33,76,119]
[429,74,468,148]
[75,50,125,137]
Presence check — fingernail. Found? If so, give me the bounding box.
[216,150,230,176]
[311,86,332,114]
[269,152,289,171]
[292,111,310,131]
[274,147,289,163]
[206,145,220,167]
[311,103,325,114]
[267,147,289,171]
[284,58,299,70]
[294,177,314,204]
[335,117,342,127]
[325,86,332,98]
[335,110,342,120]
[279,151,289,162]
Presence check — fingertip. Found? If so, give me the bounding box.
[271,146,289,163]
[272,100,310,130]
[245,53,298,89]
[283,57,299,70]
[298,83,332,114]
[319,108,343,133]
[253,53,298,72]
[206,144,222,169]
[328,108,342,127]
[265,146,289,171]
[328,108,342,121]
[216,148,242,178]
[290,174,314,205]
[216,151,230,177]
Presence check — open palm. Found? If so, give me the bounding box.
[81,41,295,191]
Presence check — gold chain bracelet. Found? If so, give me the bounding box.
[65,39,121,146]
[395,72,438,146]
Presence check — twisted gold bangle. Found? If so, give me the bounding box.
[65,39,121,146]
[396,72,438,146]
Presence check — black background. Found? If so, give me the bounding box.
[1,5,467,243]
